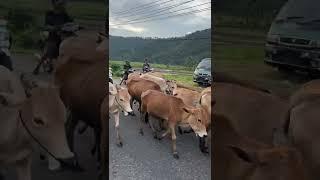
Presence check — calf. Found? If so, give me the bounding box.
[213,113,310,180]
[174,87,212,153]
[140,90,208,159]
[106,82,133,146]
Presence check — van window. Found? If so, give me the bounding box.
[276,0,320,22]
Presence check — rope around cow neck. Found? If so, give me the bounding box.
[18,110,64,165]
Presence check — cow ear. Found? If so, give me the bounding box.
[272,128,290,147]
[228,145,258,164]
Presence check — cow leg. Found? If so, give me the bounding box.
[65,112,78,152]
[16,156,31,180]
[157,127,170,140]
[114,111,123,147]
[148,116,159,139]
[129,98,136,116]
[139,111,146,135]
[169,123,179,159]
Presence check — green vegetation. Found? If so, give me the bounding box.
[110,60,197,87]
[110,29,211,65]
[0,0,105,52]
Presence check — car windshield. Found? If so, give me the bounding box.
[197,59,211,71]
[275,0,320,24]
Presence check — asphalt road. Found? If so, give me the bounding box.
[109,79,211,180]
[4,54,211,180]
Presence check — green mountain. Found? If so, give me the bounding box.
[110,29,211,65]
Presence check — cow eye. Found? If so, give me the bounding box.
[198,119,201,122]
[120,99,124,101]
[34,117,45,126]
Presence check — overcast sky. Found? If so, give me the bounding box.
[109,0,211,38]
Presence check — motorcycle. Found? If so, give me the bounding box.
[142,66,153,73]
[33,22,83,75]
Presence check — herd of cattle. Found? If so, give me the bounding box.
[2,30,320,180]
[109,71,212,159]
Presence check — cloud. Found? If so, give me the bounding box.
[110,0,211,37]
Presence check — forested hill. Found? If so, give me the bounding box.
[110,29,211,65]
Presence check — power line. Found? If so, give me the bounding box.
[112,0,196,19]
[110,7,211,26]
[112,2,211,24]
[112,0,175,15]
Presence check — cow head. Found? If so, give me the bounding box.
[228,145,308,180]
[167,80,177,95]
[182,107,208,137]
[19,75,78,169]
[115,84,133,116]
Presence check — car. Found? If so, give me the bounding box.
[264,0,320,75]
[193,58,212,86]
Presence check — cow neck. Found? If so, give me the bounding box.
[113,93,126,112]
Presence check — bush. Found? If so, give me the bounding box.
[111,63,122,77]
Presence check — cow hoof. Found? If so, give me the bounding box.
[173,152,179,159]
[139,129,144,136]
[129,112,135,116]
[117,141,123,147]
[201,147,209,154]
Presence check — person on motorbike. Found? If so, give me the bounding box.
[33,0,73,74]
[142,58,151,73]
[121,60,132,83]
[0,16,13,71]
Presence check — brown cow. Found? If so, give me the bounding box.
[126,77,161,111]
[214,82,288,145]
[283,79,320,180]
[173,86,211,153]
[54,36,108,177]
[213,113,310,180]
[140,90,208,159]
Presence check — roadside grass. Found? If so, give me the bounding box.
[110,60,197,87]
[214,27,306,98]
[163,74,198,87]
[110,60,191,71]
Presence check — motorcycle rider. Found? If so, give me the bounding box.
[33,0,73,74]
[142,58,150,72]
[0,16,13,71]
[123,60,132,79]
